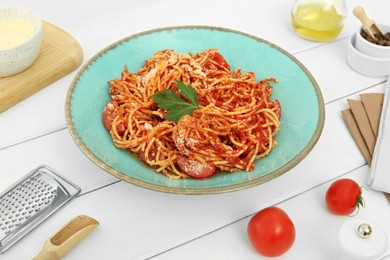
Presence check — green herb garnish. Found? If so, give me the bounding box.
[152,81,199,121]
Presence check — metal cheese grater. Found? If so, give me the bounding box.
[0,165,80,254]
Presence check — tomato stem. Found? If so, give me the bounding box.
[348,187,365,217]
[356,186,365,209]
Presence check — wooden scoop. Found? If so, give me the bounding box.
[33,215,99,260]
[353,6,384,39]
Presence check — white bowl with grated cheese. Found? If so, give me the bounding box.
[0,6,42,77]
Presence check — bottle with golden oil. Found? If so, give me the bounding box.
[291,0,347,42]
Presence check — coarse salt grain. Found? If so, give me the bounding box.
[0,18,36,49]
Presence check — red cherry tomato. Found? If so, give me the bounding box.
[212,52,230,71]
[247,207,295,257]
[325,178,364,215]
[139,148,158,167]
[176,155,216,178]
[102,100,126,135]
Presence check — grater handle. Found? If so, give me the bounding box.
[33,215,99,259]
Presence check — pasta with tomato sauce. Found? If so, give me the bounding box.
[102,49,281,179]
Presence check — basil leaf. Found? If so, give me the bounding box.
[152,82,199,121]
[176,81,198,107]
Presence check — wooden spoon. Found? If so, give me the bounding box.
[353,6,384,39]
[33,215,99,260]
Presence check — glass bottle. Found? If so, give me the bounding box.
[291,0,347,42]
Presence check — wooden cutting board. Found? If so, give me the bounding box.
[0,21,83,112]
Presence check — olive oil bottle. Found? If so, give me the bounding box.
[291,0,347,42]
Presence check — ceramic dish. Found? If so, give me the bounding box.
[347,34,390,78]
[0,6,42,77]
[65,26,325,194]
[355,24,390,58]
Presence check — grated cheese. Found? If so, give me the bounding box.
[141,68,157,86]
[0,18,36,49]
[144,122,153,131]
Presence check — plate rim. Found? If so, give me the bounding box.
[65,25,325,195]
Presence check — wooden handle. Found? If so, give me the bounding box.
[33,215,99,260]
[353,5,374,28]
[33,251,61,260]
[352,5,384,38]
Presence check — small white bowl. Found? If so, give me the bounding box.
[347,33,390,78]
[355,24,390,58]
[0,6,42,77]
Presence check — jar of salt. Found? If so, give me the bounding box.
[338,219,387,259]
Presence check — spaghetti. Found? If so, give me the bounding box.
[103,49,281,179]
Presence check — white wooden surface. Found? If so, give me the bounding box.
[1,0,390,259]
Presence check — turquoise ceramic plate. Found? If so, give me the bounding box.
[65,26,325,194]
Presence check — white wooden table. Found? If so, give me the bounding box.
[1,0,390,259]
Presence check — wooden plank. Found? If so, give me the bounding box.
[0,21,83,112]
